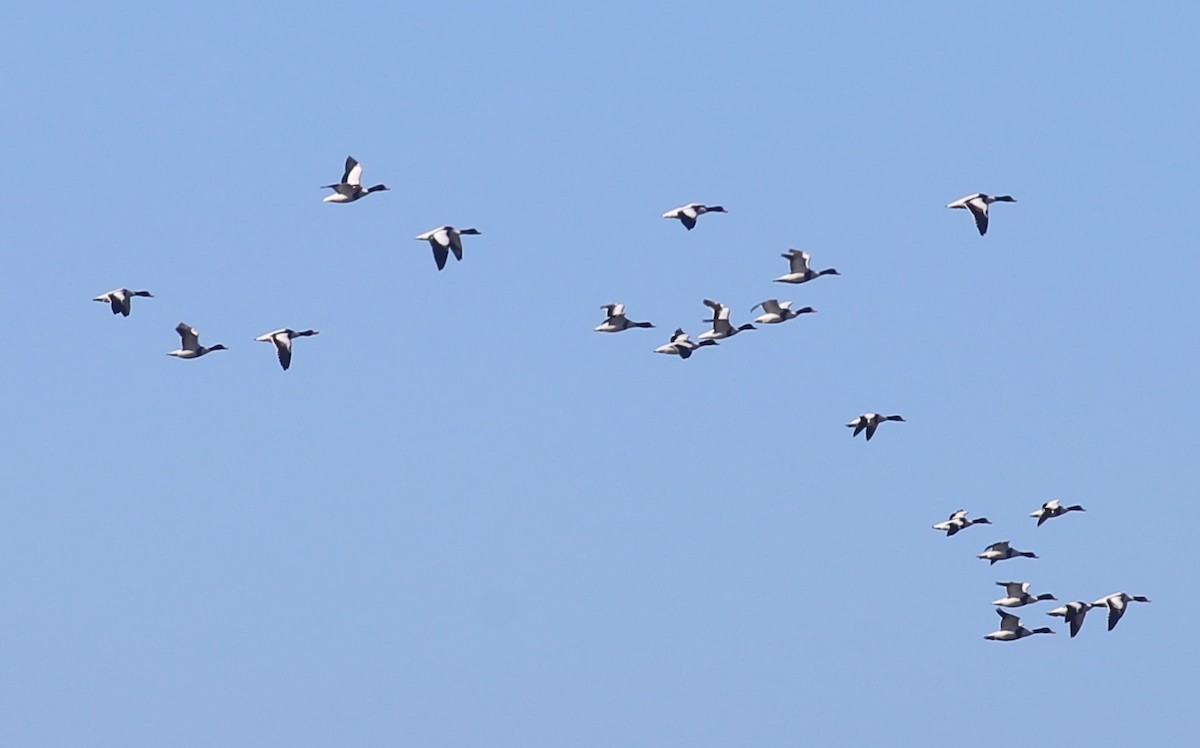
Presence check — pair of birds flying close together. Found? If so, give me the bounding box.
[163,323,319,370]
[1046,593,1152,638]
[932,500,1086,537]
[662,195,1014,237]
[321,156,482,271]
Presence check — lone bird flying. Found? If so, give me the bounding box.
[773,250,840,284]
[93,288,153,317]
[946,192,1016,235]
[750,299,815,325]
[977,540,1038,565]
[255,328,319,371]
[654,328,718,359]
[661,203,726,231]
[594,303,654,333]
[698,299,755,340]
[931,509,991,537]
[322,156,390,203]
[415,226,482,271]
[1030,499,1086,527]
[984,609,1055,641]
[846,413,905,441]
[1047,602,1095,638]
[167,323,228,359]
[992,581,1057,608]
[1092,592,1151,631]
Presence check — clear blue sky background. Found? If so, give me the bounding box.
[3,2,1197,745]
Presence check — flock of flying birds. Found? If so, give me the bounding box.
[91,156,485,370]
[598,204,907,437]
[592,192,1020,443]
[593,246,836,358]
[90,156,1016,378]
[594,186,1152,643]
[943,196,1151,641]
[933,501,1151,641]
[91,155,1150,640]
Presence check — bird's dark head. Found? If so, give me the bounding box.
[796,306,816,314]
[460,228,482,235]
[209,344,229,352]
[368,184,390,193]
[737,324,756,332]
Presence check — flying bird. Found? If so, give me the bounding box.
[977,540,1038,565]
[255,328,319,371]
[984,609,1055,641]
[167,323,228,359]
[992,581,1057,608]
[415,226,482,271]
[773,250,840,284]
[750,299,816,325]
[1047,602,1095,638]
[698,299,755,340]
[846,413,905,441]
[661,203,727,231]
[594,303,654,333]
[1091,592,1151,631]
[322,156,390,203]
[931,509,991,537]
[946,192,1016,235]
[93,288,153,317]
[1030,499,1086,527]
[653,328,718,359]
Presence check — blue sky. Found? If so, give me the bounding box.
[2,2,1198,745]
